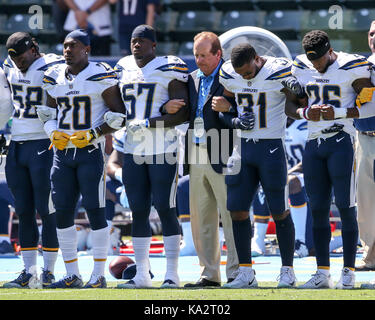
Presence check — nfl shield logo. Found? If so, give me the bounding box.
[247,81,252,87]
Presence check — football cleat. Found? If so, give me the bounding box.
[84,274,107,288]
[299,270,333,289]
[46,274,83,289]
[335,267,355,289]
[41,269,55,288]
[3,269,33,288]
[222,268,258,289]
[160,279,179,289]
[294,240,309,258]
[117,275,153,289]
[360,279,375,289]
[277,266,297,288]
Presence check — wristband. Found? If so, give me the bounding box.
[302,106,310,120]
[333,107,347,119]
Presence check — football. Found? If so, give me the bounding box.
[108,256,135,279]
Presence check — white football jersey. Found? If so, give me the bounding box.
[219,56,292,139]
[3,54,65,141]
[292,51,372,140]
[285,119,308,169]
[0,66,12,130]
[115,55,189,155]
[42,61,117,147]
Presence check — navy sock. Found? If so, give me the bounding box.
[232,217,252,265]
[339,207,358,269]
[289,187,307,207]
[311,207,331,268]
[40,213,59,249]
[274,214,295,266]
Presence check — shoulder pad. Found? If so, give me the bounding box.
[292,56,309,70]
[155,56,189,74]
[219,61,235,79]
[265,65,292,81]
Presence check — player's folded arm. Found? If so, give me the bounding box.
[148,79,189,128]
[282,84,309,121]
[325,77,375,120]
[217,90,238,128]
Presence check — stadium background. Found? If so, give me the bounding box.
[1,0,375,292]
[1,0,375,69]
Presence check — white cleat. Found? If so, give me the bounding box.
[299,270,333,289]
[294,240,309,258]
[335,267,355,289]
[222,268,258,289]
[277,266,297,288]
[117,274,152,289]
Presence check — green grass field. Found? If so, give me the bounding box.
[1,281,375,300]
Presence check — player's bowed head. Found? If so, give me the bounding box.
[6,32,42,73]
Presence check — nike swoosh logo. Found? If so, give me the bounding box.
[65,280,75,286]
[336,137,344,143]
[314,280,323,286]
[270,148,279,154]
[37,150,47,155]
[88,148,96,153]
[21,281,29,286]
[89,282,101,288]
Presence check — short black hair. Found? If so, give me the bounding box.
[302,30,331,60]
[231,43,257,68]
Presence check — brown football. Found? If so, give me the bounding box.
[108,256,135,279]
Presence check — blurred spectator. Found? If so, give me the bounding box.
[63,0,113,56]
[109,0,160,56]
[52,0,70,43]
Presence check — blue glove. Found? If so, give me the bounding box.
[232,112,255,130]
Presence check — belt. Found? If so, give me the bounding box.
[360,131,375,137]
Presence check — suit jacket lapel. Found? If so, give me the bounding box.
[192,75,200,116]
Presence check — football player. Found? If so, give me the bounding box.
[115,25,189,289]
[286,30,375,289]
[251,117,310,259]
[216,43,298,288]
[1,32,63,288]
[39,29,126,289]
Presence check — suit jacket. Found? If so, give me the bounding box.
[183,60,235,176]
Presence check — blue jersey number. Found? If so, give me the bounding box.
[57,96,91,130]
[306,84,341,108]
[237,92,267,128]
[121,83,156,120]
[287,144,304,168]
[11,84,42,119]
